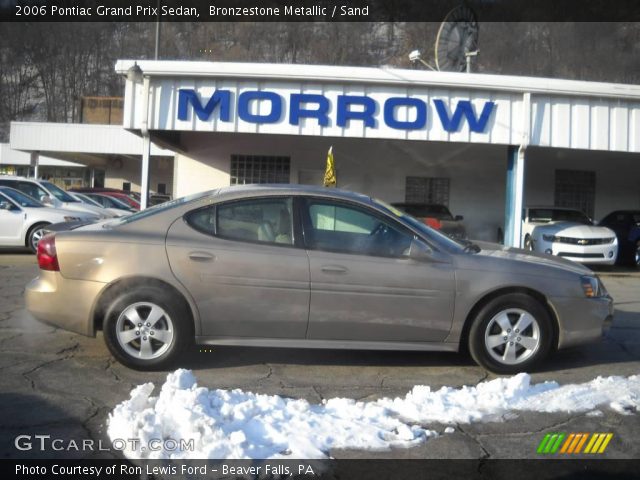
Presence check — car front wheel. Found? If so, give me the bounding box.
[468,293,553,374]
[103,286,191,370]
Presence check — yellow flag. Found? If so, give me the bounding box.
[323,146,336,187]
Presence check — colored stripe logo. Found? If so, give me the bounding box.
[537,433,613,454]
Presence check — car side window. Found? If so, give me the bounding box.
[0,197,18,211]
[186,206,216,235]
[304,200,413,257]
[216,198,294,246]
[17,182,47,202]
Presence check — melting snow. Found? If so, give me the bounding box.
[108,369,640,459]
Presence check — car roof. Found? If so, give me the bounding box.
[392,202,447,207]
[215,184,374,204]
[0,176,37,183]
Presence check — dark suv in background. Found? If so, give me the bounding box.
[599,210,640,268]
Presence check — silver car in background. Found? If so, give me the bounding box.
[25,185,613,373]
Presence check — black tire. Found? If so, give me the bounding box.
[103,286,192,370]
[468,293,553,374]
[26,222,50,253]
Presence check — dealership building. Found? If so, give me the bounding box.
[9,60,640,246]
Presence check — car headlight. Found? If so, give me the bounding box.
[64,216,80,222]
[542,234,557,242]
[580,275,607,298]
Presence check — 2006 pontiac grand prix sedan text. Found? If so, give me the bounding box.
[25,185,613,374]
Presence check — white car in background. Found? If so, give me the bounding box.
[0,187,99,252]
[0,176,115,219]
[522,206,618,265]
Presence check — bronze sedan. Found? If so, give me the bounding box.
[25,185,613,373]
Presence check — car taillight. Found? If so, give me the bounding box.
[425,217,442,229]
[37,234,59,271]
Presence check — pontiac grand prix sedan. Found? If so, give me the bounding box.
[25,185,613,373]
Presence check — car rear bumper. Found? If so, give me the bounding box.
[25,271,104,337]
[551,294,614,349]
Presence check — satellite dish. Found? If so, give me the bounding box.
[435,4,479,72]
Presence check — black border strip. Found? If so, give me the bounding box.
[2,0,640,22]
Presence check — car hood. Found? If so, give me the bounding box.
[533,222,615,238]
[468,240,592,276]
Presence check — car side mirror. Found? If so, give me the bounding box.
[41,195,54,206]
[0,201,14,211]
[408,238,434,261]
[455,215,464,221]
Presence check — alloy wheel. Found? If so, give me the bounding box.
[115,302,174,360]
[30,228,46,251]
[484,308,541,365]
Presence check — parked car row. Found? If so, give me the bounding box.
[0,176,146,251]
[0,174,637,271]
[0,187,98,252]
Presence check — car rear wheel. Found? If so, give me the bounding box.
[468,293,553,374]
[103,286,191,370]
[27,223,50,253]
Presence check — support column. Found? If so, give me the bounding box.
[504,145,526,248]
[140,136,151,210]
[90,168,95,187]
[30,152,39,179]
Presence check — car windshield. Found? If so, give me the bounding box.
[529,208,592,225]
[73,193,102,207]
[41,181,78,203]
[107,189,217,227]
[0,188,43,208]
[92,194,130,210]
[393,203,454,220]
[374,199,467,253]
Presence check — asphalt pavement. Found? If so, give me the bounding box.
[0,251,638,460]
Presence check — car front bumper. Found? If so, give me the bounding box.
[550,294,614,349]
[25,271,105,337]
[533,238,618,265]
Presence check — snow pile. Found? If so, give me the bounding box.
[108,369,640,459]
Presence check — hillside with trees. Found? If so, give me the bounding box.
[1,22,639,141]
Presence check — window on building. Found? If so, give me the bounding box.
[157,183,167,194]
[554,169,596,218]
[405,177,450,206]
[230,155,290,185]
[122,182,131,192]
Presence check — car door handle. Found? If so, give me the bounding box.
[188,252,215,262]
[321,265,348,274]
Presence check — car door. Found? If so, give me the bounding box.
[301,197,455,343]
[166,196,311,338]
[0,195,24,246]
